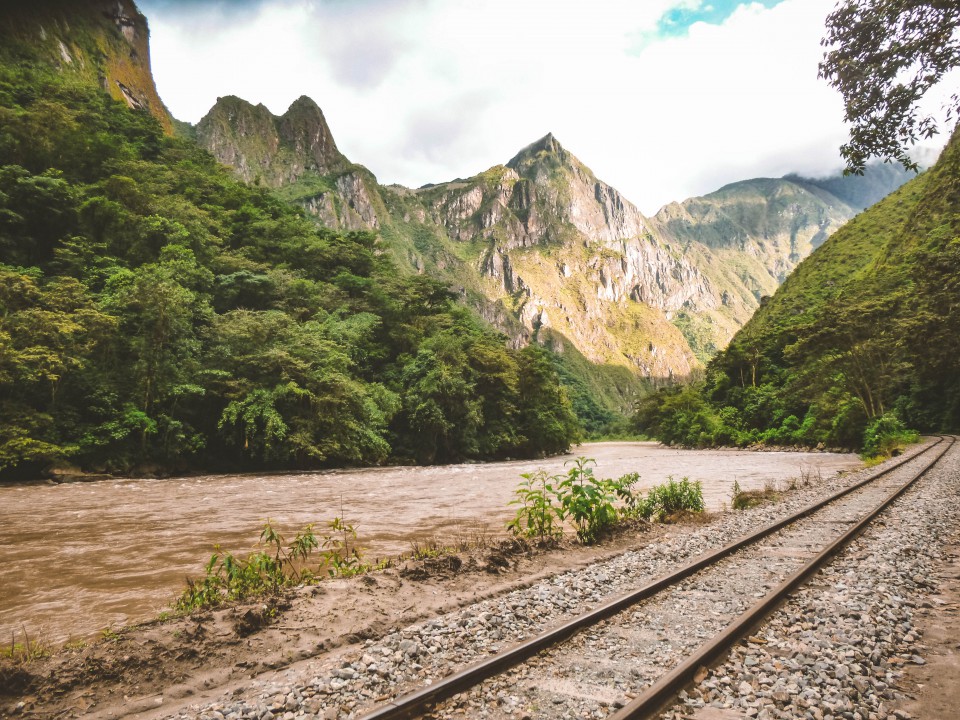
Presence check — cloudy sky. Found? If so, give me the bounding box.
[138,0,948,214]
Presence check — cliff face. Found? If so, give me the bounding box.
[191,91,912,377]
[390,134,716,376]
[196,95,386,231]
[0,0,173,134]
[196,95,346,186]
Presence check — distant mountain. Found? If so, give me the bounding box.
[785,162,915,211]
[193,96,913,378]
[643,127,960,449]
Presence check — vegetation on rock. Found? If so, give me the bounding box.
[635,128,960,454]
[0,58,580,479]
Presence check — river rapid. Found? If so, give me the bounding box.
[0,442,860,645]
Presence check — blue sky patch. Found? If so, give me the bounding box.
[657,0,786,38]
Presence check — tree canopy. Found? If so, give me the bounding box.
[819,0,960,173]
[0,61,581,479]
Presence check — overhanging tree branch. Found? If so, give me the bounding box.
[819,0,960,174]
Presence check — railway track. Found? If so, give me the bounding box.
[356,436,954,720]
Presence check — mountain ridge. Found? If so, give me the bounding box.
[637,126,960,450]
[191,94,912,375]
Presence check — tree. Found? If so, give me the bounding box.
[819,0,960,174]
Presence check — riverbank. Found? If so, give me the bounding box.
[0,445,896,720]
[1,520,670,718]
[0,443,862,646]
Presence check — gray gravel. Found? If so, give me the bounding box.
[162,441,949,720]
[661,439,959,720]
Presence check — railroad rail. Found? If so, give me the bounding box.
[357,436,953,720]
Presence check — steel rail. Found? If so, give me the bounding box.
[357,437,948,720]
[609,434,954,720]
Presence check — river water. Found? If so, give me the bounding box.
[0,442,860,645]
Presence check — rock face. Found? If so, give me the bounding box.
[0,0,173,134]
[196,95,346,186]
[192,92,912,377]
[195,96,386,232]
[392,134,717,375]
[655,177,861,293]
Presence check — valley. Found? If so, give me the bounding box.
[194,94,910,382]
[2,2,959,718]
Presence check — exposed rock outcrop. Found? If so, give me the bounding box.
[0,0,173,134]
[196,95,347,187]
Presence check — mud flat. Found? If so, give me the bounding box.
[0,442,859,645]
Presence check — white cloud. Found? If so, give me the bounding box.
[142,0,942,214]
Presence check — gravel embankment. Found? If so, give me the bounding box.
[660,440,959,720]
[166,442,946,720]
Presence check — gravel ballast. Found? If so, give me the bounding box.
[162,440,953,720]
[660,440,960,720]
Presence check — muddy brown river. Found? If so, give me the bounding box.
[0,442,860,645]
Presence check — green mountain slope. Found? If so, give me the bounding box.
[637,129,960,450]
[0,0,173,134]
[0,7,581,479]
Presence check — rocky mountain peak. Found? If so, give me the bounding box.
[506,132,575,174]
[277,95,343,174]
[196,93,346,186]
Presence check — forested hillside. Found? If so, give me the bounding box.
[637,129,960,453]
[0,58,581,479]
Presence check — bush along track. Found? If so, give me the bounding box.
[507,457,706,545]
[176,517,379,613]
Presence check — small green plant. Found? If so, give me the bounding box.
[99,628,123,643]
[1,626,49,665]
[176,515,371,612]
[731,479,780,510]
[506,459,643,545]
[507,469,563,542]
[319,515,367,577]
[408,537,456,559]
[637,476,705,521]
[555,458,620,544]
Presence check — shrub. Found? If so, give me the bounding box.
[555,457,620,544]
[862,412,920,458]
[176,517,369,612]
[636,476,705,521]
[507,469,563,542]
[506,458,642,545]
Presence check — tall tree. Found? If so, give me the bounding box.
[819,0,960,173]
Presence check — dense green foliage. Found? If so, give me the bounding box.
[506,458,641,544]
[819,0,960,174]
[0,62,580,478]
[636,129,960,454]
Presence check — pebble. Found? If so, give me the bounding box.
[161,442,954,720]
